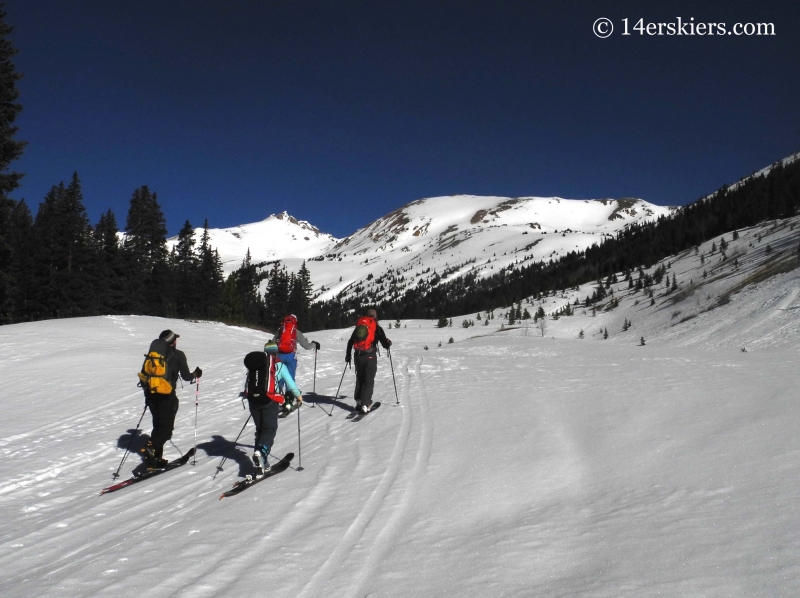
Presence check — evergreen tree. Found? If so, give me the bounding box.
[0,5,25,323]
[196,219,224,319]
[233,250,268,324]
[4,198,32,320]
[288,261,313,326]
[123,186,168,314]
[218,273,244,323]
[173,220,199,318]
[58,173,95,316]
[94,209,127,314]
[264,261,290,329]
[28,175,95,318]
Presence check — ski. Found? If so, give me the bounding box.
[100,448,196,495]
[352,401,381,422]
[219,452,294,500]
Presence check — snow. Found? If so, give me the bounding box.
[2,225,800,598]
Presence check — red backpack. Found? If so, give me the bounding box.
[277,314,298,353]
[353,316,377,351]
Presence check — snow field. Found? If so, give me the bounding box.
[1,310,799,596]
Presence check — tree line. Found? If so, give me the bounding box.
[0,173,319,330]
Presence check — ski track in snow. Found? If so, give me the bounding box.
[1,300,800,597]
[296,354,424,597]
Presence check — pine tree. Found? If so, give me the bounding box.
[94,209,127,314]
[5,198,32,320]
[218,274,244,323]
[288,261,313,326]
[28,175,95,318]
[264,261,290,329]
[58,173,95,316]
[173,220,199,318]
[0,5,25,323]
[123,186,168,315]
[196,219,224,319]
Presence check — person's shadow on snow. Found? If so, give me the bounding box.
[114,429,153,476]
[196,434,255,478]
[304,392,354,412]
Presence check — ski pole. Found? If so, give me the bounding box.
[193,378,200,465]
[112,404,148,479]
[324,361,349,417]
[388,348,399,405]
[310,348,317,408]
[296,402,304,471]
[214,414,252,477]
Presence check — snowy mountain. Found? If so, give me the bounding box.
[166,211,337,271]
[1,214,799,596]
[174,196,673,304]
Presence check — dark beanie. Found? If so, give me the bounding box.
[159,329,180,344]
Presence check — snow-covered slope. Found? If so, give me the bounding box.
[310,195,671,302]
[1,240,799,596]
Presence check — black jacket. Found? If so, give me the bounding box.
[166,347,196,386]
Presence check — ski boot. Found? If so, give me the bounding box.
[252,444,271,477]
[140,441,156,466]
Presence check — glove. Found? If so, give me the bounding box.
[386,339,392,347]
[294,392,303,405]
[193,367,203,378]
[345,354,351,365]
[313,341,321,351]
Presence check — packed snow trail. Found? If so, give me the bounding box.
[0,315,799,597]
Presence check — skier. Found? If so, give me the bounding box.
[345,308,392,414]
[250,341,302,474]
[271,314,320,415]
[141,330,202,468]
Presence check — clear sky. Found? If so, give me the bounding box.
[7,0,800,238]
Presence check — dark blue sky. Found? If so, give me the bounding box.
[7,1,800,238]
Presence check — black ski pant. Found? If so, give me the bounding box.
[145,392,179,458]
[249,399,279,453]
[354,352,378,408]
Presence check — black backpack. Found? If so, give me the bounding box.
[244,351,285,405]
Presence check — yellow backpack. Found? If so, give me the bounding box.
[137,339,174,395]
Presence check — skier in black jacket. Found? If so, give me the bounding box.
[141,329,202,467]
[345,309,391,414]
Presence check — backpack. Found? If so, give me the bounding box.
[137,339,174,395]
[243,351,285,405]
[277,314,298,354]
[353,316,377,351]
